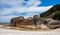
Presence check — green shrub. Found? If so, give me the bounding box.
[52,11,60,21]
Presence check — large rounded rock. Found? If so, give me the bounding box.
[47,20,60,29]
[15,16,25,27]
[10,18,17,27]
[17,16,24,20]
[27,17,32,20]
[33,15,43,27]
[21,17,33,25]
[33,15,40,19]
[10,16,25,27]
[44,18,53,25]
[18,17,34,27]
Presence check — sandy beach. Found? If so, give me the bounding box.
[0,25,60,35]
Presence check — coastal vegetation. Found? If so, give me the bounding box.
[40,4,60,20]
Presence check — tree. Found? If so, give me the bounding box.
[52,11,60,21]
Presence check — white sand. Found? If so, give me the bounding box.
[0,28,60,35]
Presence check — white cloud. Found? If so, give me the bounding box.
[0,5,53,22]
[0,0,41,7]
[0,0,25,7]
[26,6,52,12]
[0,6,53,16]
[0,0,53,22]
[26,0,41,7]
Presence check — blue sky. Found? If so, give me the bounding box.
[0,0,60,22]
[40,0,60,6]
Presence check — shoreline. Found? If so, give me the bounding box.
[0,27,60,35]
[0,24,58,31]
[0,24,60,35]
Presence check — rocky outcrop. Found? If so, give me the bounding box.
[47,21,60,29]
[10,16,25,27]
[16,19,25,27]
[33,15,44,27]
[44,19,60,29]
[44,18,53,25]
[21,19,34,25]
[10,15,60,29]
[10,15,44,27]
[10,18,17,27]
[16,16,25,27]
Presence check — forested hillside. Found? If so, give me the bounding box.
[40,4,60,19]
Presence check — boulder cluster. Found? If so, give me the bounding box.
[10,15,43,28]
[10,15,60,29]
